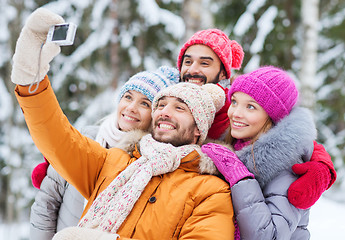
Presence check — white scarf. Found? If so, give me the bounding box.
[95,113,125,148]
[78,134,200,233]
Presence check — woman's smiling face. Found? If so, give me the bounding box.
[117,90,152,132]
[228,91,270,141]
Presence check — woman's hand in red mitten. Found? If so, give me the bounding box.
[31,158,49,189]
[288,161,331,209]
[288,141,336,209]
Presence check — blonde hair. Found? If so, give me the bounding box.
[225,117,274,174]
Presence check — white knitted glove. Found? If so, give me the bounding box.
[52,227,120,240]
[11,8,64,86]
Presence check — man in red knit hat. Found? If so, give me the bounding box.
[177,29,243,86]
[176,28,336,210]
[177,29,244,140]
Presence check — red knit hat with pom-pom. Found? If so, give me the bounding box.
[177,29,244,79]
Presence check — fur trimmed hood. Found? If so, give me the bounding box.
[115,130,221,176]
[236,107,317,188]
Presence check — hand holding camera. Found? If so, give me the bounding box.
[11,8,77,87]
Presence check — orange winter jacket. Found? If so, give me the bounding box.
[15,77,235,240]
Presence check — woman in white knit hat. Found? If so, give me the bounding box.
[29,65,179,240]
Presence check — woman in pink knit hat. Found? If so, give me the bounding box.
[202,66,335,239]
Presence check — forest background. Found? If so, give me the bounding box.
[0,0,344,236]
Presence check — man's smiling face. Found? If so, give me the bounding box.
[180,44,226,86]
[151,96,200,147]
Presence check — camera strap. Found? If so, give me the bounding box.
[28,43,44,94]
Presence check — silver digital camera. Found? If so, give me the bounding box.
[46,23,77,46]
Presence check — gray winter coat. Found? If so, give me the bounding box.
[30,126,99,240]
[30,166,84,240]
[231,107,316,240]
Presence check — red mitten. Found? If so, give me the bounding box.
[31,157,49,189]
[310,141,337,188]
[207,86,230,140]
[288,161,331,209]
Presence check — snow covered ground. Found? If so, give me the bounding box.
[1,196,344,239]
[309,196,345,239]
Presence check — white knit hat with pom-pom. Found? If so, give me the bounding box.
[152,82,225,144]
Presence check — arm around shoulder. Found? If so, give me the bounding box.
[288,141,337,209]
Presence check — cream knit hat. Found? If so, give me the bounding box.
[152,83,225,144]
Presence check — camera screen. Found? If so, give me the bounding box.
[52,24,69,41]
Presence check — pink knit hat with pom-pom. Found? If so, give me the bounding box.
[228,66,299,123]
[177,29,244,79]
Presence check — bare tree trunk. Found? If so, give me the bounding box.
[181,0,213,41]
[0,173,9,222]
[110,0,119,89]
[299,0,319,110]
[284,0,297,68]
[137,17,146,71]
